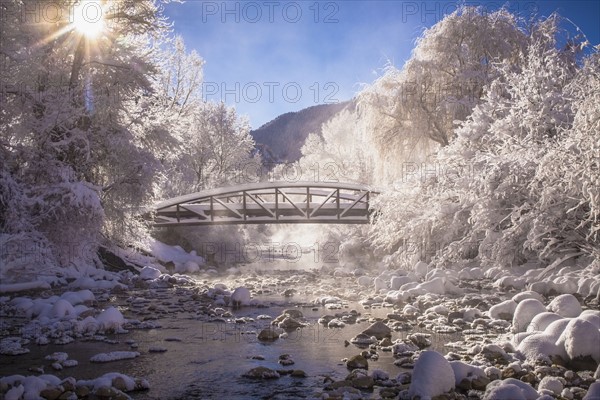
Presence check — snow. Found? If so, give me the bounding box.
[512,291,544,303]
[0,281,51,293]
[139,266,162,280]
[496,275,527,290]
[95,307,125,331]
[4,385,24,400]
[417,277,446,295]
[512,298,546,333]
[408,351,455,399]
[547,294,582,317]
[489,299,517,320]
[579,310,600,328]
[390,275,413,290]
[559,318,600,362]
[357,276,372,287]
[583,382,600,400]
[413,261,430,278]
[150,239,205,272]
[0,375,63,400]
[90,351,140,363]
[517,332,566,363]
[450,360,486,385]
[484,378,539,400]
[370,369,389,381]
[538,376,564,396]
[231,287,252,306]
[77,372,149,391]
[374,277,387,291]
[527,312,563,332]
[48,299,76,319]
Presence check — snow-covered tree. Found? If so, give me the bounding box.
[0,0,176,281]
[361,6,527,163]
[370,14,597,270]
[168,101,257,193]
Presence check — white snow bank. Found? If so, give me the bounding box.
[408,351,455,399]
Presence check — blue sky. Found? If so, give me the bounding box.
[164,1,600,129]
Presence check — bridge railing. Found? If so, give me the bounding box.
[150,181,379,226]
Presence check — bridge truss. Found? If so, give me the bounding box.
[150,181,378,226]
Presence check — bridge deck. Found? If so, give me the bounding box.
[151,181,379,226]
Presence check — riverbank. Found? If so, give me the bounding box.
[1,264,599,399]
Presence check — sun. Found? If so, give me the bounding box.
[72,1,105,38]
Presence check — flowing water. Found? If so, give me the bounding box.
[0,284,462,399]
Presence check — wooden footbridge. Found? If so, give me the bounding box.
[150,181,378,226]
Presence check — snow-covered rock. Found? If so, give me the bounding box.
[413,261,429,278]
[48,299,76,319]
[547,294,582,318]
[538,376,563,396]
[418,277,446,295]
[357,276,372,287]
[390,275,413,290]
[517,332,567,362]
[512,291,544,303]
[408,351,455,399]
[95,307,125,331]
[526,312,563,332]
[139,266,162,280]
[450,360,486,386]
[90,351,140,363]
[512,298,546,333]
[558,318,600,362]
[231,287,251,306]
[489,300,517,320]
[483,378,539,400]
[360,321,391,339]
[583,382,600,400]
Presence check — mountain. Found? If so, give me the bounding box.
[251,100,353,164]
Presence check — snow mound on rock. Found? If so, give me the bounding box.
[558,318,600,362]
[484,378,539,400]
[408,351,455,399]
[547,294,582,318]
[513,298,546,333]
[231,287,251,306]
[95,307,125,331]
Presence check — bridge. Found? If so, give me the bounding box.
[150,181,379,226]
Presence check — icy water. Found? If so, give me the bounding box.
[0,287,461,399]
